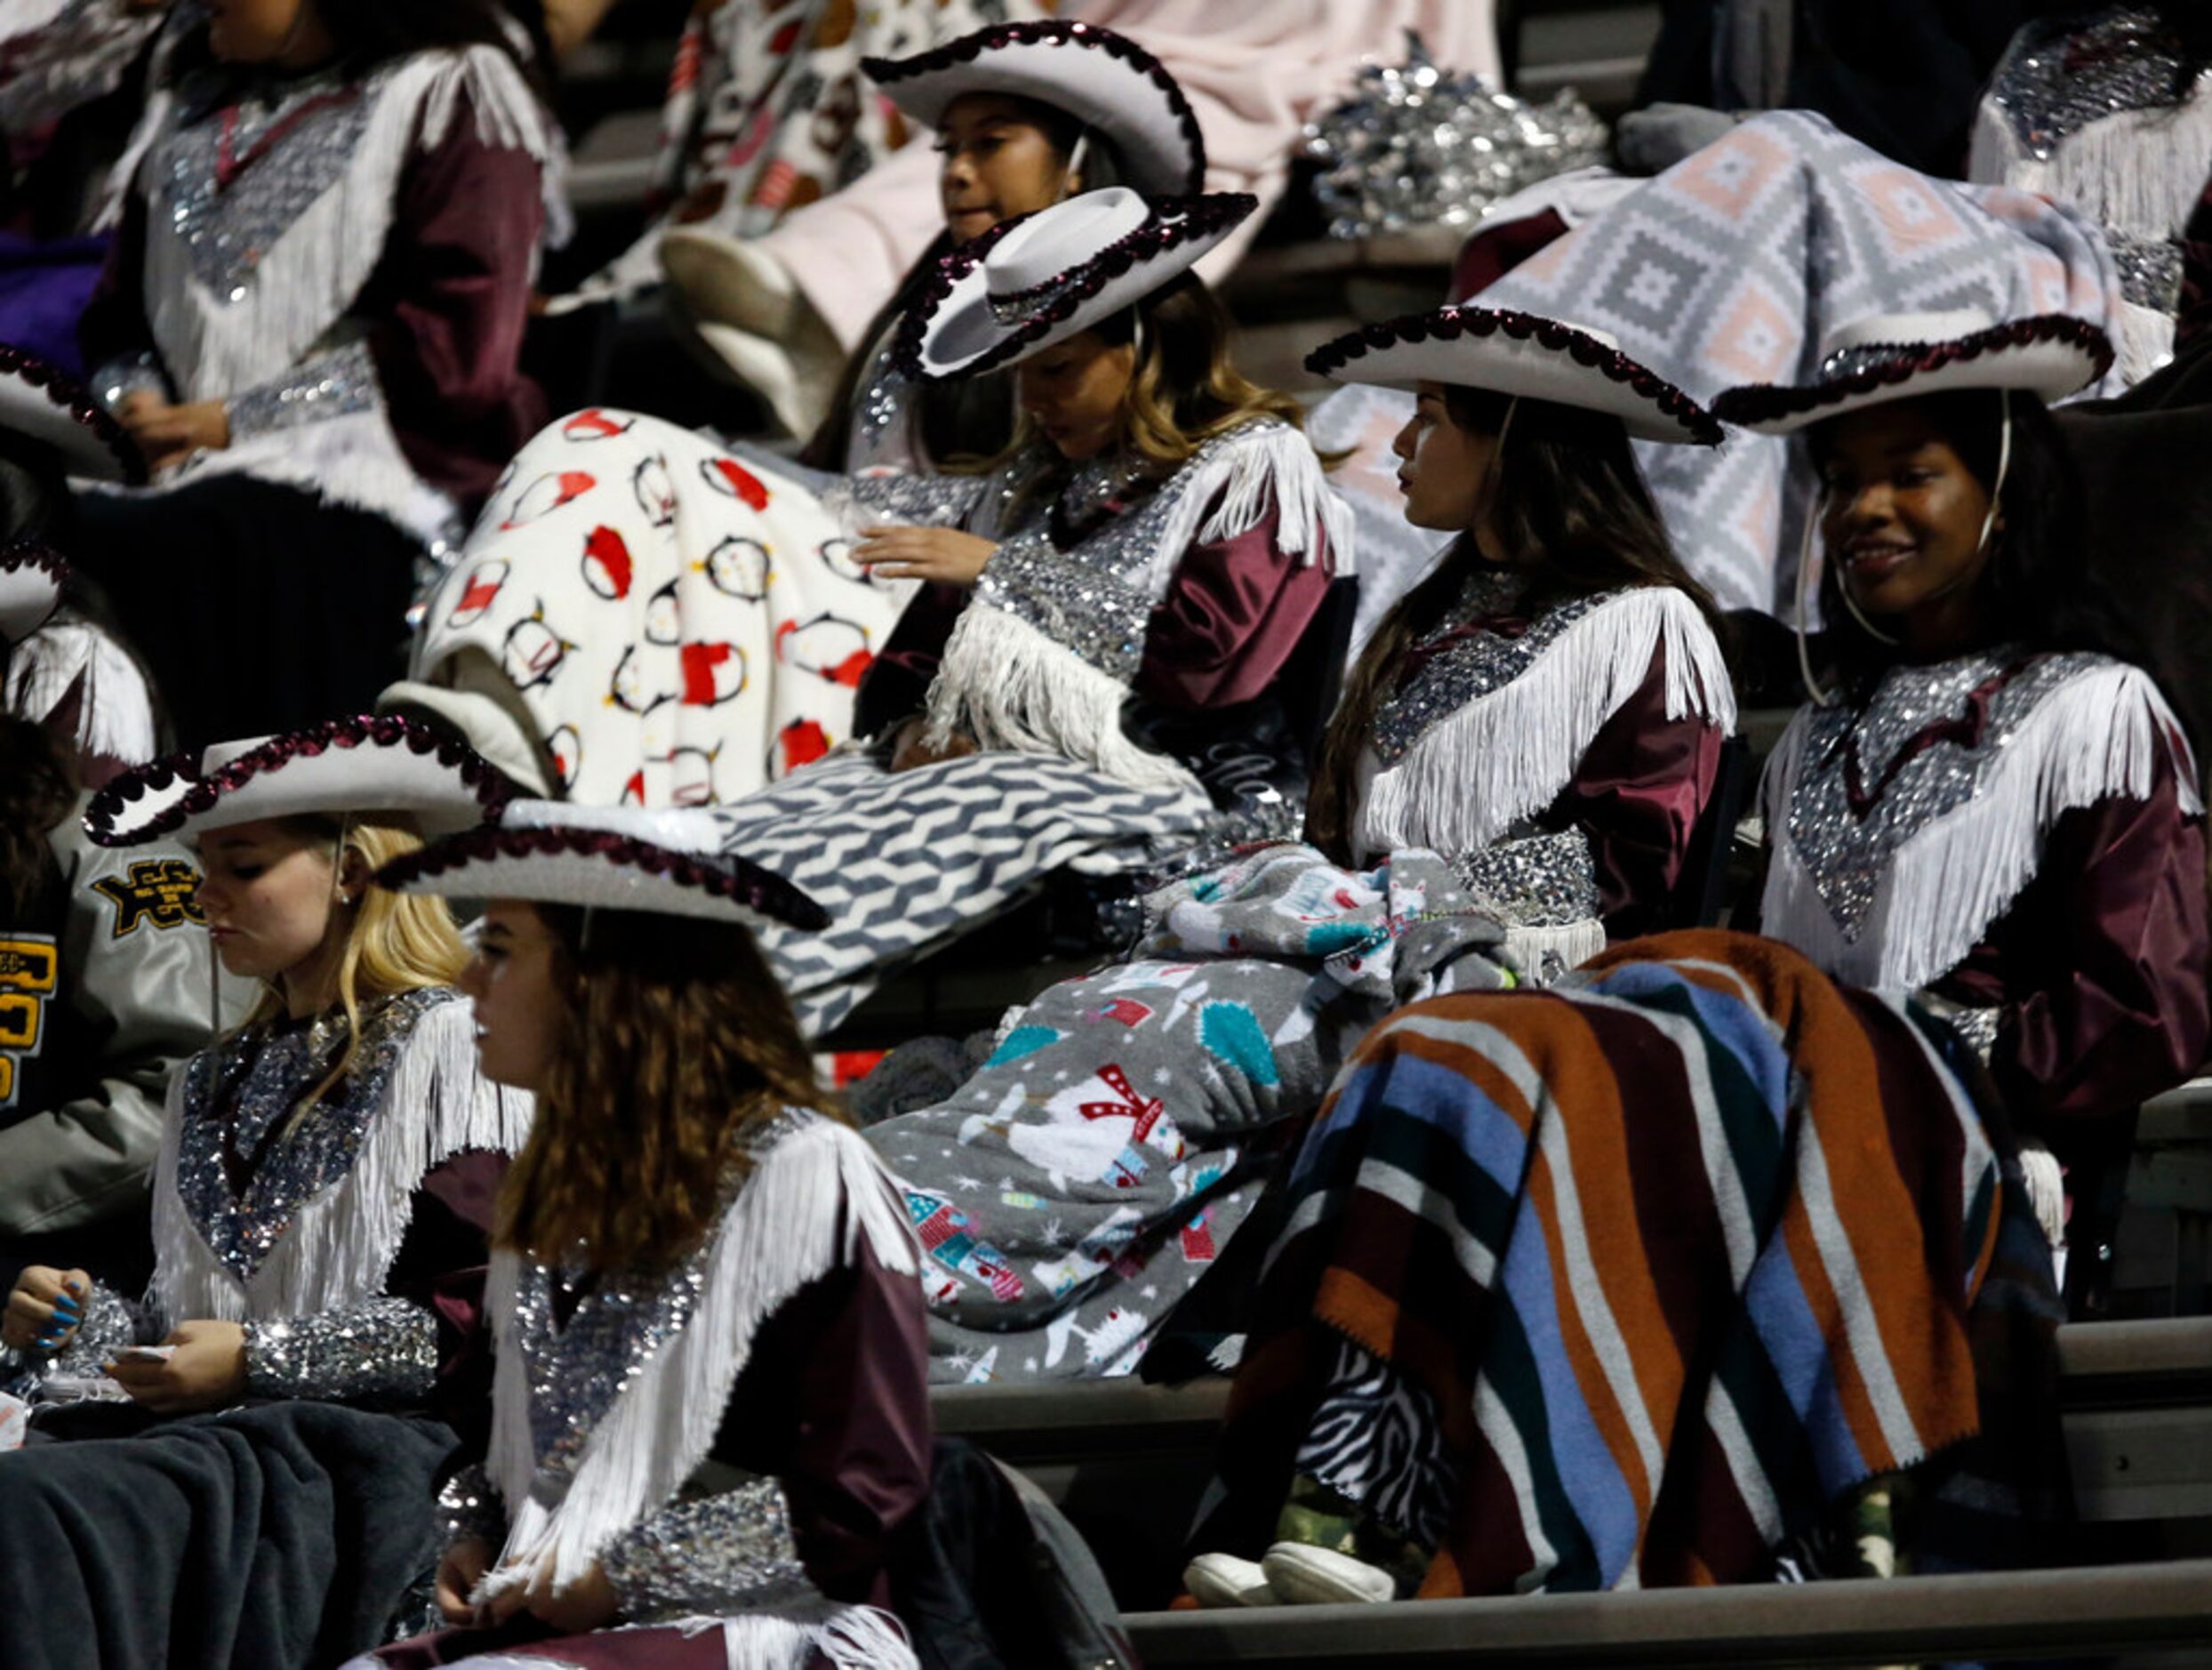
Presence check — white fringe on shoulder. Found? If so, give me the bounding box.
[1761,660,2202,992]
[1356,587,1737,863]
[923,604,1208,794]
[150,993,533,1324]
[924,420,1351,792]
[479,1117,919,1600]
[4,617,157,767]
[1141,418,1356,596]
[140,45,561,403]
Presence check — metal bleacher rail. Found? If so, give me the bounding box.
[932,1318,2212,1666]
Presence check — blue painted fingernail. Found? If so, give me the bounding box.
[52,1302,79,1320]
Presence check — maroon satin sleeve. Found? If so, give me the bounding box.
[710,1236,934,1608]
[1134,499,1334,711]
[1540,641,1726,936]
[383,1147,508,1445]
[357,91,548,519]
[1933,750,2211,1134]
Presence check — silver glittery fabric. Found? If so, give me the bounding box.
[243,1294,437,1403]
[851,333,915,468]
[509,1112,817,1491]
[598,1474,819,1625]
[1916,991,2005,1064]
[434,1461,507,1547]
[1988,5,2184,164]
[156,60,384,300]
[1371,569,1623,766]
[1302,31,1608,239]
[972,422,1299,681]
[225,339,379,440]
[838,465,991,530]
[2108,230,2187,313]
[2,1281,145,1398]
[174,986,459,1287]
[1782,649,2107,940]
[1818,339,1941,382]
[1455,828,1599,928]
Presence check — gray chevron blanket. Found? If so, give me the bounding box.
[708,750,1214,1036]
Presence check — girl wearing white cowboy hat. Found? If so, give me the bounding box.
[854,307,1733,1421]
[1715,309,2208,1256]
[662,15,1204,461]
[403,22,1212,818]
[0,715,533,1670]
[409,185,1346,1047]
[353,802,926,1670]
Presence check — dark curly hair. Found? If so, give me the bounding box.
[1806,389,2162,711]
[495,904,841,1274]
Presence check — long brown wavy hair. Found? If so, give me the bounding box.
[1304,385,1731,863]
[495,904,839,1274]
[999,271,1327,524]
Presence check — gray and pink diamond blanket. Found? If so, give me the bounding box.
[1480,109,2128,617]
[862,845,1516,1385]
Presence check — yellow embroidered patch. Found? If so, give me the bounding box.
[91,858,206,937]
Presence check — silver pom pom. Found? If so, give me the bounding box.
[1302,32,1609,241]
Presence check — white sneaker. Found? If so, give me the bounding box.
[1260,1542,1398,1604]
[1183,1552,1277,1608]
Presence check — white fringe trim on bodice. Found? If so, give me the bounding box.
[149,993,533,1323]
[1354,586,1737,863]
[479,1116,919,1596]
[926,421,1353,792]
[1759,659,2202,992]
[136,44,560,402]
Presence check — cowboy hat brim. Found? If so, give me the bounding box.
[84,716,513,847]
[1305,305,1724,446]
[376,807,829,934]
[901,192,1254,382]
[863,20,1206,199]
[1710,314,2112,435]
[0,346,148,484]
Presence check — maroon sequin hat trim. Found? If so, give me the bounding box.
[894,192,1256,383]
[1304,305,1725,446]
[83,714,515,847]
[1709,315,2112,427]
[862,19,1206,196]
[0,538,67,590]
[376,824,830,933]
[0,344,148,485]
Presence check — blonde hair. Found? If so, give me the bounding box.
[240,815,469,1118]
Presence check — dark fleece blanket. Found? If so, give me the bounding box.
[0,1400,455,1670]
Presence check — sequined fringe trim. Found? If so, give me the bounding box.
[1358,586,1735,862]
[1761,659,2200,991]
[478,1119,918,1597]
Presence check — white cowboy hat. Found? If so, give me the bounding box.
[375,799,828,933]
[1305,305,1723,445]
[0,541,64,646]
[863,19,1206,199]
[84,715,514,847]
[0,344,146,483]
[1711,309,2112,435]
[903,186,1254,381]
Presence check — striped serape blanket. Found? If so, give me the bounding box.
[1204,928,2064,1594]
